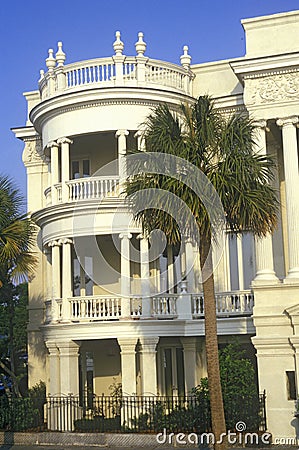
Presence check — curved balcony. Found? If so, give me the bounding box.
[45,290,254,324]
[39,55,194,100]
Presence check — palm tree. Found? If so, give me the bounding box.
[0,175,36,396]
[125,96,278,449]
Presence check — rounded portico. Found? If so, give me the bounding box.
[14,30,256,411]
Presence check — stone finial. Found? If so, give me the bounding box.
[39,69,45,81]
[55,41,66,67]
[46,49,56,72]
[180,45,191,68]
[135,32,146,56]
[113,31,124,56]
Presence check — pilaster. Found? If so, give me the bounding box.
[139,337,159,395]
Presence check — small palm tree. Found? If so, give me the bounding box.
[0,175,36,396]
[125,96,278,449]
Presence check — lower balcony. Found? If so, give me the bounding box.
[45,290,254,324]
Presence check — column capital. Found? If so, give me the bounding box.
[57,340,80,356]
[47,140,59,149]
[134,130,143,138]
[45,341,59,354]
[118,337,138,354]
[252,119,268,130]
[115,129,129,138]
[57,137,73,145]
[137,233,148,240]
[139,337,159,353]
[119,232,132,240]
[59,238,73,245]
[276,116,299,128]
[48,240,62,247]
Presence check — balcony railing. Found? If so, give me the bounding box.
[45,290,254,324]
[39,53,194,100]
[45,176,120,206]
[192,290,254,317]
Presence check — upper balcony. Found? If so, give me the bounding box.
[38,33,194,101]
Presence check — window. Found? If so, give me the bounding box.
[71,159,90,179]
[286,371,296,400]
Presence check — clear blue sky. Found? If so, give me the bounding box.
[1,0,299,198]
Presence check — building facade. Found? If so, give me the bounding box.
[12,10,299,441]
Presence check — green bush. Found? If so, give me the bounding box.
[193,340,261,432]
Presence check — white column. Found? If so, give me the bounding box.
[49,241,61,319]
[253,121,278,284]
[48,141,59,204]
[181,338,197,394]
[117,338,137,395]
[61,238,72,321]
[138,234,151,317]
[119,232,132,318]
[277,117,299,281]
[185,239,195,293]
[58,341,80,395]
[46,341,60,395]
[139,337,159,395]
[57,137,72,203]
[236,234,244,291]
[167,245,175,293]
[224,232,231,291]
[44,246,52,300]
[115,129,129,184]
[134,129,145,151]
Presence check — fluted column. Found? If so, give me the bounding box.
[48,141,59,204]
[57,137,72,203]
[119,232,132,317]
[253,121,278,284]
[45,341,60,395]
[277,117,299,281]
[117,338,138,395]
[138,234,151,317]
[139,337,159,395]
[115,129,129,184]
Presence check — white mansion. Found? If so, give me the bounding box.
[12,9,299,441]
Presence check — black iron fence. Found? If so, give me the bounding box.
[0,392,266,433]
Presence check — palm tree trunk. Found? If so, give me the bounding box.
[199,230,227,450]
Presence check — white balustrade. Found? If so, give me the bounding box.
[65,58,116,88]
[145,60,185,90]
[44,291,253,324]
[45,176,120,204]
[192,291,254,317]
[67,176,119,202]
[39,56,193,98]
[70,296,121,320]
[152,295,178,318]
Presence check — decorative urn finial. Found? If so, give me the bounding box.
[180,45,191,68]
[55,41,66,67]
[45,49,56,72]
[113,31,124,56]
[135,32,146,56]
